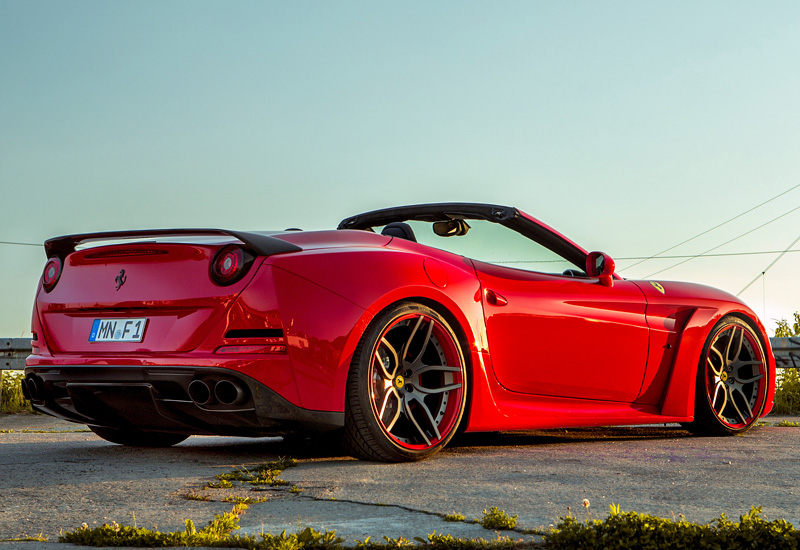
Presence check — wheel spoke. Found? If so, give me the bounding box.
[712,380,727,413]
[382,389,403,431]
[416,382,463,395]
[732,386,755,421]
[414,365,461,375]
[401,317,424,361]
[403,398,433,446]
[410,319,434,366]
[737,373,765,384]
[731,359,765,380]
[378,386,398,419]
[725,327,744,364]
[728,387,749,425]
[376,338,400,379]
[707,355,723,376]
[708,345,725,375]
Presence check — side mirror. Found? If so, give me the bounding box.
[586,251,616,287]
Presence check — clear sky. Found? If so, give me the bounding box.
[1,1,799,337]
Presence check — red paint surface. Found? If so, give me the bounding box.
[28,209,776,435]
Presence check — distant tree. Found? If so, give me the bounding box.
[774,312,800,337]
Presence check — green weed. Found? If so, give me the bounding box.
[1,371,32,414]
[773,368,800,415]
[206,479,234,489]
[546,504,800,550]
[210,457,297,489]
[354,533,518,550]
[444,514,466,522]
[774,420,800,427]
[0,534,47,542]
[476,507,517,530]
[223,495,269,504]
[61,503,249,547]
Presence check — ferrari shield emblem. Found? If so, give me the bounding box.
[650,281,665,294]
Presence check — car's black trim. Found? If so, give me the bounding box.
[338,202,518,229]
[339,202,588,270]
[24,366,343,437]
[44,229,301,259]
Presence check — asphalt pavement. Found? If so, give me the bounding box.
[2,412,800,548]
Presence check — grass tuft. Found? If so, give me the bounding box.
[1,371,32,414]
[546,504,800,550]
[476,508,517,531]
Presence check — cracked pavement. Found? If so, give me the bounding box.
[2,413,800,548]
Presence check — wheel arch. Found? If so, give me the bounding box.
[661,305,775,418]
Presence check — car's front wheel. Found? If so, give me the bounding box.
[344,302,468,462]
[686,316,768,436]
[89,426,189,447]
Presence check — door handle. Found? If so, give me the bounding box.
[485,289,508,306]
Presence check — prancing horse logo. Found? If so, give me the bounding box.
[115,269,127,291]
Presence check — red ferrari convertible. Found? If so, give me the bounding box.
[24,203,775,461]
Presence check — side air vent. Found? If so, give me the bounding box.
[224,329,284,339]
[85,249,169,259]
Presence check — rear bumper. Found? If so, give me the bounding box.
[22,365,343,436]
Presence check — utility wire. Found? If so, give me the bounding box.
[0,240,40,247]
[496,249,800,265]
[737,234,800,296]
[618,250,800,260]
[626,182,800,270]
[644,203,800,278]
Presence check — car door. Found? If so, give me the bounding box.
[474,259,650,403]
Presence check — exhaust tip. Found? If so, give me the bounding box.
[25,375,43,402]
[214,380,246,406]
[21,377,31,400]
[188,379,213,406]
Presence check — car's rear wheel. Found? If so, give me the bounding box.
[344,302,467,462]
[89,426,189,447]
[686,316,768,436]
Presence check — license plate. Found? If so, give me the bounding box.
[89,318,148,342]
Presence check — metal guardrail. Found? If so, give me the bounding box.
[2,338,800,371]
[1,336,799,397]
[770,337,800,369]
[2,338,29,371]
[1,338,31,405]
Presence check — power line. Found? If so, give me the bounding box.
[496,249,800,265]
[625,182,800,270]
[737,234,800,296]
[644,203,800,278]
[0,240,40,247]
[619,249,800,261]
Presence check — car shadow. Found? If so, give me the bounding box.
[448,425,694,450]
[176,424,696,461]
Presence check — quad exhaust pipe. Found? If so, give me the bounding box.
[214,380,246,406]
[23,375,44,402]
[188,378,247,407]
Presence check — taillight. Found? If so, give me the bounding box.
[210,245,250,285]
[42,257,62,292]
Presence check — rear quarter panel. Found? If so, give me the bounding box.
[269,241,486,413]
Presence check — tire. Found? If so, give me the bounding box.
[343,302,468,462]
[686,316,768,436]
[89,425,189,447]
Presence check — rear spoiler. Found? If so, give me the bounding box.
[44,229,302,259]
